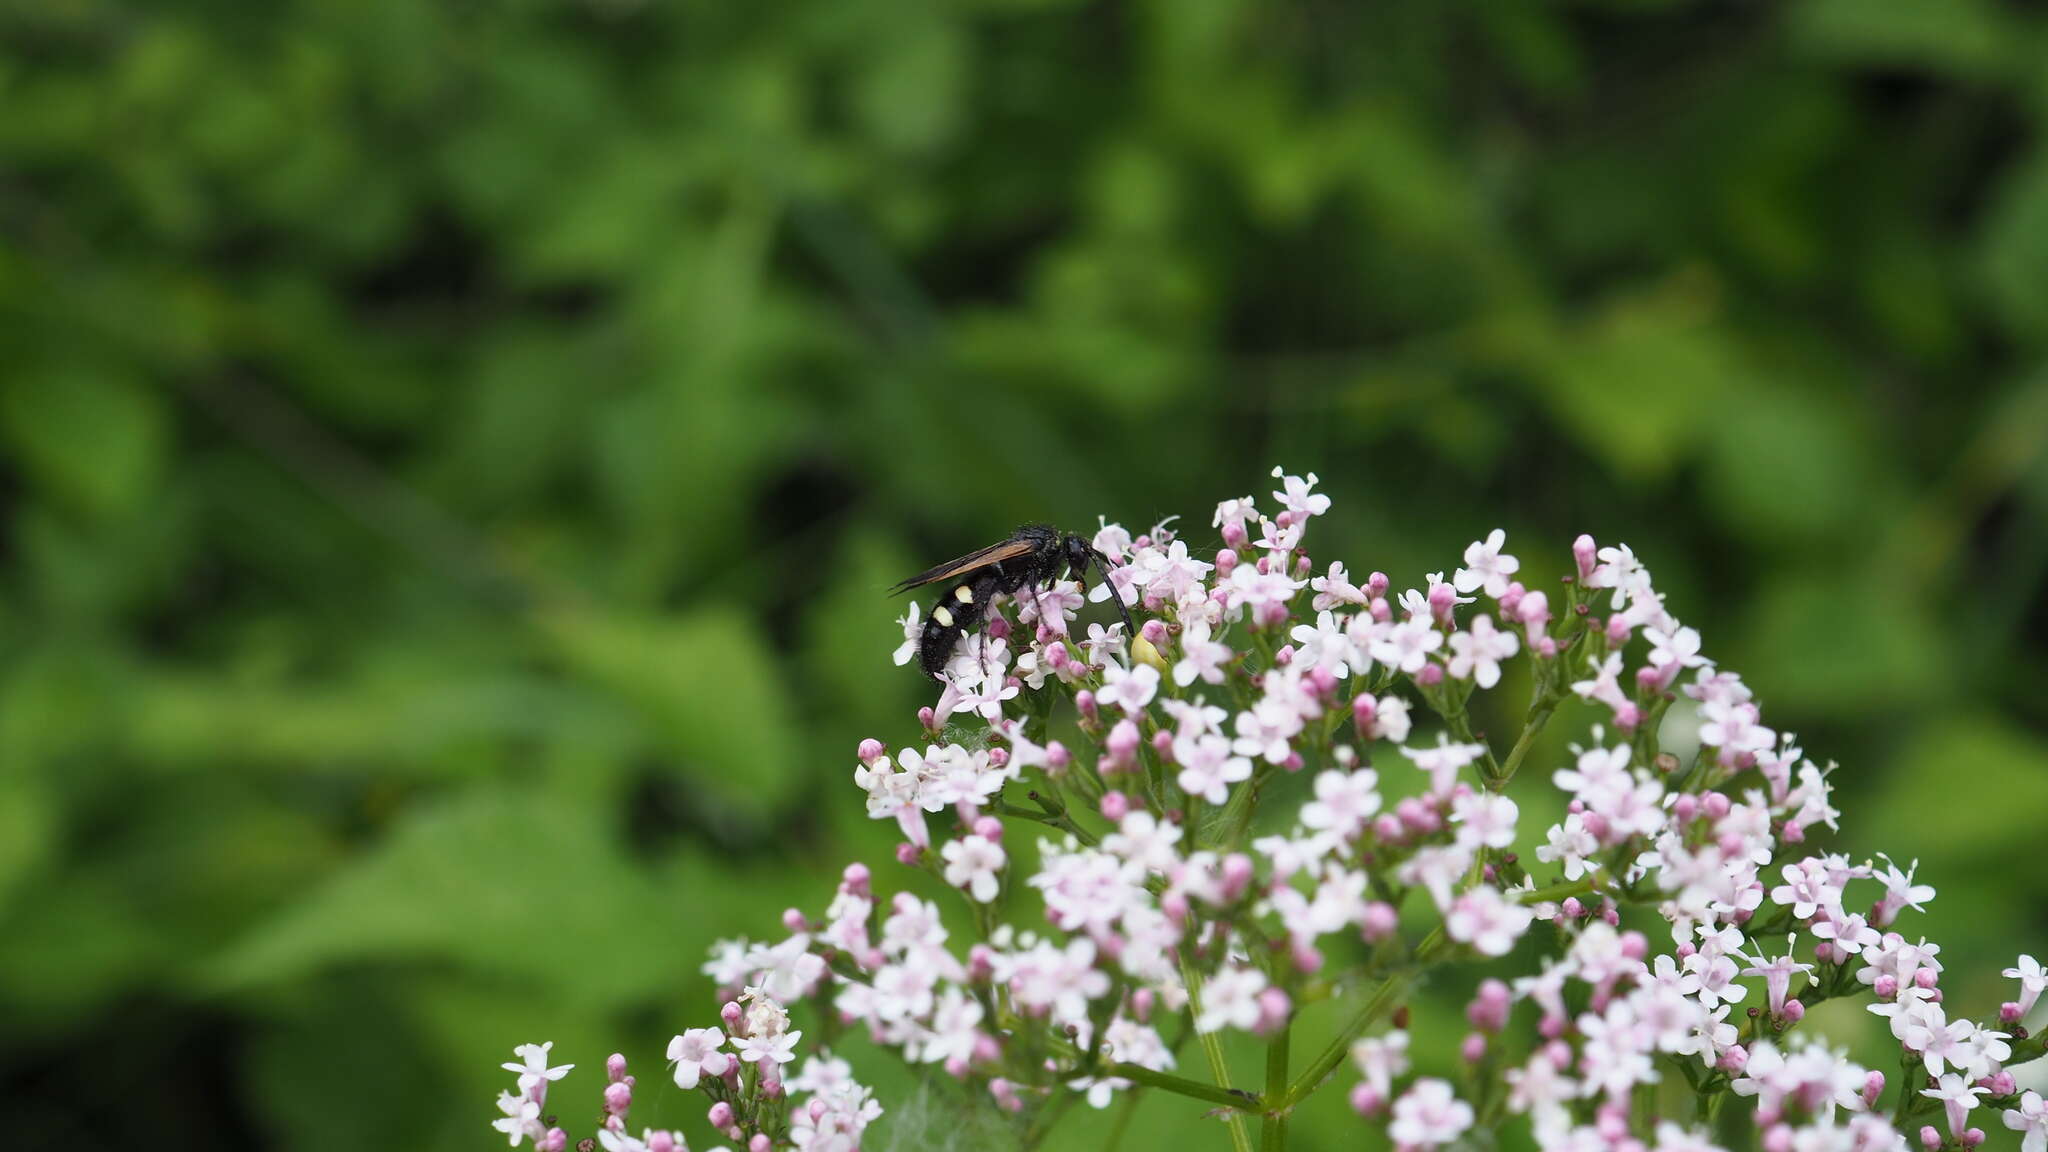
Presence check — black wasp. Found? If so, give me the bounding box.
[894,524,1134,680]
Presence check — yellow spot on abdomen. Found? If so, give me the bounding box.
[932,605,955,627]
[954,585,975,604]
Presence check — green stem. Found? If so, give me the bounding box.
[1106,1061,1258,1110]
[1281,928,1442,1108]
[1514,872,1601,905]
[1182,959,1256,1152]
[1260,1021,1291,1152]
[1490,699,1557,789]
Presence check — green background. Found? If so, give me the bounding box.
[2,0,2046,1148]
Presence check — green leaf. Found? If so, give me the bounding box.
[208,787,688,996]
[540,606,799,813]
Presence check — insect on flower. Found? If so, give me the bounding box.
[893,524,1133,680]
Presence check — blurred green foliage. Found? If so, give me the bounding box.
[2,0,2047,1148]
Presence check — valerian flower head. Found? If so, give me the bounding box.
[492,473,2036,1152]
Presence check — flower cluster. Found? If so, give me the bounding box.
[498,471,2045,1152]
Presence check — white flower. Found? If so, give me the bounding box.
[1369,615,1442,673]
[1176,733,1253,805]
[1922,1073,1987,1140]
[1453,529,1520,598]
[1451,791,1518,850]
[668,1027,733,1089]
[501,1041,574,1093]
[492,1091,541,1147]
[1194,964,1268,1033]
[744,934,827,1003]
[1388,1078,1475,1148]
[891,601,923,666]
[735,1027,802,1066]
[1298,768,1382,839]
[2005,1090,2048,1152]
[1173,619,1234,686]
[2005,954,2046,1018]
[1270,467,1331,518]
[1097,661,1160,715]
[1446,614,1518,688]
[1444,886,1534,957]
[941,834,1006,903]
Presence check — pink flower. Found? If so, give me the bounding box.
[1388,1079,1475,1148]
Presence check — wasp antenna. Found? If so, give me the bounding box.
[1092,548,1135,641]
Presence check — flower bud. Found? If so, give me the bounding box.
[1220,853,1255,901]
[648,1133,676,1152]
[1962,1130,1986,1149]
[721,1001,743,1030]
[1349,1083,1383,1117]
[604,1081,631,1116]
[1573,535,1598,581]
[842,862,871,893]
[750,1135,772,1152]
[1414,662,1444,687]
[1152,729,1176,759]
[1874,974,1899,1000]
[1100,791,1131,822]
[607,1053,629,1083]
[1781,998,1805,1023]
[1468,980,1512,1033]
[972,815,1003,840]
[1254,988,1292,1036]
[1460,1032,1487,1064]
[1861,1071,1884,1109]
[782,907,807,932]
[1215,549,1240,577]
[708,1102,735,1128]
[857,738,886,762]
[895,842,921,866]
[1360,902,1399,943]
[916,706,939,733]
[1075,690,1098,722]
[1919,1126,1941,1150]
[1046,741,1071,770]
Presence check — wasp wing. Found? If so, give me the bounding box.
[891,536,1037,593]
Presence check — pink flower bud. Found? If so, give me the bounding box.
[987,615,1011,640]
[1282,751,1304,772]
[1762,1124,1793,1152]
[760,1076,782,1098]
[1919,1126,1941,1150]
[1132,988,1155,1022]
[1349,1083,1383,1117]
[721,1001,743,1029]
[2001,1001,2024,1025]
[1702,791,1732,819]
[1986,1071,2016,1096]
[1672,794,1698,824]
[603,1081,631,1116]
[1619,932,1647,961]
[648,1133,676,1152]
[968,944,995,983]
[1046,741,1071,770]
[1498,582,1525,617]
[1428,581,1457,624]
[1220,853,1255,900]
[1781,998,1805,1023]
[607,1053,629,1083]
[1614,702,1641,731]
[1100,791,1130,821]
[916,706,938,732]
[1046,642,1071,671]
[1573,535,1598,581]
[1075,690,1098,721]
[1140,619,1169,646]
[1360,902,1399,943]
[750,1135,772,1152]
[1215,548,1240,577]
[782,907,807,932]
[971,815,1002,840]
[1861,1071,1885,1109]
[1914,968,1939,990]
[1372,813,1404,843]
[1308,665,1337,699]
[1539,1014,1565,1039]
[1254,988,1292,1036]
[1874,974,1899,1000]
[1414,662,1444,687]
[1460,1032,1487,1063]
[842,862,871,892]
[1351,693,1377,733]
[1468,980,1512,1033]
[1719,1045,1748,1075]
[1963,1129,1986,1149]
[1369,597,1392,622]
[1152,729,1176,758]
[538,1131,567,1152]
[895,842,921,866]
[1605,614,1632,645]
[1561,897,1584,919]
[857,738,886,762]
[1105,719,1141,768]
[708,1102,735,1128]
